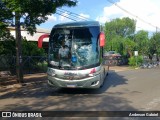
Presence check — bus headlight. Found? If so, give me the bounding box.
[47,68,55,76]
[88,68,96,77]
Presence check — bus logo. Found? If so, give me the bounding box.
[64,72,78,76]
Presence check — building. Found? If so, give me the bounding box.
[8,27,50,42]
[7,27,50,50]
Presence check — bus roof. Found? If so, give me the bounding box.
[53,21,100,28]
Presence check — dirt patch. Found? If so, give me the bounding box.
[0,73,47,88]
[109,65,132,72]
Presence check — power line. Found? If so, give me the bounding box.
[58,8,93,21]
[107,0,160,31]
[56,8,93,22]
[55,12,77,21]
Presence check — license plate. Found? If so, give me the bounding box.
[67,84,77,88]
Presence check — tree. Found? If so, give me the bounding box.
[134,30,149,55]
[0,1,12,26]
[123,38,136,57]
[149,32,160,61]
[104,17,136,55]
[0,0,77,83]
[110,36,124,55]
[0,1,13,40]
[105,17,136,38]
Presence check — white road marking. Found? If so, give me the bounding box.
[144,97,160,110]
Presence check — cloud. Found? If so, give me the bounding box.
[78,13,90,20]
[96,16,110,24]
[47,15,57,22]
[96,0,160,32]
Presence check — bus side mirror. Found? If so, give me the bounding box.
[38,34,49,48]
[99,32,105,47]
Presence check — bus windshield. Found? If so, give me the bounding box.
[48,26,100,70]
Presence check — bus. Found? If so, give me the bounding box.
[38,21,109,88]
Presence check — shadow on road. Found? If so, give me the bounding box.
[0,70,128,97]
[55,70,128,94]
[0,70,136,111]
[1,70,160,119]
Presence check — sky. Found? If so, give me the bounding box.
[39,0,160,33]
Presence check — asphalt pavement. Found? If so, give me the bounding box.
[1,66,160,120]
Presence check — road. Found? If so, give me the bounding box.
[0,67,160,119]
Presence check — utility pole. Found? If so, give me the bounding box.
[15,12,23,83]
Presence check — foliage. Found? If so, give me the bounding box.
[149,32,160,60]
[0,39,46,56]
[123,38,136,57]
[109,36,124,55]
[0,40,16,55]
[37,61,48,72]
[0,0,77,82]
[105,17,136,39]
[104,17,160,62]
[134,30,149,55]
[104,17,136,57]
[22,40,46,56]
[1,0,77,35]
[0,0,77,56]
[128,56,143,67]
[0,1,13,29]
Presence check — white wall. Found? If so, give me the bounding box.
[9,27,50,42]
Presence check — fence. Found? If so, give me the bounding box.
[0,55,128,76]
[0,56,47,75]
[104,56,128,66]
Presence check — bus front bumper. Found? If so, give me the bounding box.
[47,74,101,88]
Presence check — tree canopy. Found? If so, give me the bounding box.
[104,17,136,56]
[134,30,149,55]
[104,17,160,63]
[1,0,77,34]
[105,17,136,39]
[0,0,77,83]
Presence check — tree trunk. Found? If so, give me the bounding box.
[15,12,23,83]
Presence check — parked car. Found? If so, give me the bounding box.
[104,51,121,57]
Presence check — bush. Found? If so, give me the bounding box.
[0,41,16,55]
[0,39,46,74]
[129,56,143,67]
[0,40,46,56]
[22,40,46,56]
